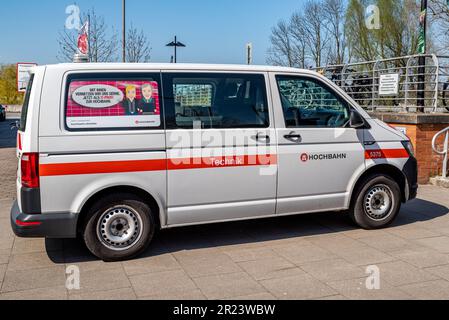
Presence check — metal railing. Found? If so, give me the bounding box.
[432,127,449,178]
[317,54,449,113]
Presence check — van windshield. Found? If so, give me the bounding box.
[19,74,35,132]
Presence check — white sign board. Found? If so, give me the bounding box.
[379,73,399,96]
[17,63,37,93]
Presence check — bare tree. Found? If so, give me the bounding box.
[267,0,332,68]
[268,0,436,68]
[57,8,119,62]
[322,0,347,65]
[302,0,331,67]
[429,0,449,27]
[125,25,152,63]
[266,20,296,67]
[290,12,308,68]
[429,0,449,54]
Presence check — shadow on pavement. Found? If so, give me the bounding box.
[54,197,449,264]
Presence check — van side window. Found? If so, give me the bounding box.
[64,73,163,131]
[163,73,269,129]
[276,76,350,128]
[19,74,35,132]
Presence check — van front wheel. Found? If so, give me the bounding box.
[350,174,402,230]
[83,193,155,261]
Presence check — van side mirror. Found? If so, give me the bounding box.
[349,110,366,129]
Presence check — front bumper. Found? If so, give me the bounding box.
[10,201,78,238]
[403,156,418,201]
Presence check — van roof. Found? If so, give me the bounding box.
[40,63,317,74]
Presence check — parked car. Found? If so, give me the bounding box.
[0,105,6,121]
[11,63,418,261]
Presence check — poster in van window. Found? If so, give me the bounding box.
[66,80,161,129]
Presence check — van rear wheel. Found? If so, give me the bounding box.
[83,193,155,261]
[349,174,402,230]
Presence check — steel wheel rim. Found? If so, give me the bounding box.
[363,184,394,221]
[96,205,143,251]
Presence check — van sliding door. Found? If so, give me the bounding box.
[162,72,277,226]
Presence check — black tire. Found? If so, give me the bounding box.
[83,192,155,261]
[349,174,402,230]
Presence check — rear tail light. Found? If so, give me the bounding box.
[15,219,41,227]
[21,153,40,188]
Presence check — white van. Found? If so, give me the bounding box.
[11,63,417,261]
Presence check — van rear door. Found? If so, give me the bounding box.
[37,71,167,219]
[16,67,45,214]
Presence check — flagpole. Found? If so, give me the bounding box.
[417,0,427,112]
[87,14,91,62]
[122,0,126,63]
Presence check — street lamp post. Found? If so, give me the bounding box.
[166,36,186,63]
[122,0,126,63]
[417,0,428,112]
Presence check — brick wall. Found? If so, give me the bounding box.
[389,122,447,184]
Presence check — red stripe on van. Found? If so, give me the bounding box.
[40,159,168,177]
[365,149,409,160]
[39,154,277,177]
[17,133,22,151]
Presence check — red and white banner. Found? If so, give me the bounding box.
[77,21,89,55]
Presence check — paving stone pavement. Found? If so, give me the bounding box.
[0,148,17,200]
[2,146,449,300]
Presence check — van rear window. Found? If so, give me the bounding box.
[19,74,35,132]
[65,73,163,131]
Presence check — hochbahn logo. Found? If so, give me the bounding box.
[301,153,347,163]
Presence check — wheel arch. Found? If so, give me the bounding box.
[76,185,163,235]
[350,164,408,206]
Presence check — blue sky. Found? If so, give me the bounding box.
[0,0,306,65]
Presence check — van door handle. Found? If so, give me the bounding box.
[284,133,302,143]
[252,133,270,143]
